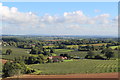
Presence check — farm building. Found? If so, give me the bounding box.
[48,56,67,62]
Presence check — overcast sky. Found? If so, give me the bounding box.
[0,2,118,36]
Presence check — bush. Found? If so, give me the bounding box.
[2,61,32,78]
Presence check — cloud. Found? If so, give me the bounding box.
[94,14,110,24]
[0,3,117,36]
[0,3,41,28]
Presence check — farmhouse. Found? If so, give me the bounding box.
[48,56,67,62]
[48,56,67,59]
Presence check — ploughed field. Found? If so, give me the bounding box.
[2,73,118,80]
[29,59,118,75]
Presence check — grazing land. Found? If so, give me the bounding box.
[2,46,30,60]
[110,46,119,49]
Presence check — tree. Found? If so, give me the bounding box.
[50,49,54,53]
[58,44,66,49]
[60,54,64,56]
[30,48,37,54]
[106,44,110,48]
[27,56,37,64]
[85,51,95,59]
[101,48,112,54]
[86,45,91,51]
[47,58,53,63]
[101,48,114,60]
[94,55,105,60]
[105,51,114,60]
[6,49,12,55]
[8,69,22,79]
[2,61,24,77]
[38,54,45,63]
[2,61,34,78]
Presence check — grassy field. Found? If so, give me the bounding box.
[0,61,2,78]
[54,49,74,53]
[29,59,118,75]
[66,45,78,49]
[110,46,120,49]
[43,45,56,48]
[2,46,30,60]
[43,43,107,49]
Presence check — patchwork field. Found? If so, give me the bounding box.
[29,59,118,75]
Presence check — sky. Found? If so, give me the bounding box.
[0,2,118,36]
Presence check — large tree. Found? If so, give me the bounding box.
[105,51,114,60]
[85,50,95,59]
[6,49,12,55]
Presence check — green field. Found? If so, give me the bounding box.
[43,43,107,49]
[0,62,2,77]
[29,59,118,75]
[2,46,30,60]
[43,45,56,48]
[54,49,74,53]
[66,45,78,49]
[110,46,120,49]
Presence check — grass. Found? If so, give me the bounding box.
[43,43,107,49]
[66,45,78,49]
[29,59,118,75]
[54,49,74,53]
[110,46,120,49]
[43,45,56,48]
[64,59,73,62]
[0,62,2,77]
[2,46,30,60]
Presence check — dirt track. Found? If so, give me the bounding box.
[2,72,119,80]
[19,72,119,78]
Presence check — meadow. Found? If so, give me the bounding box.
[109,46,120,49]
[2,46,30,60]
[29,59,118,75]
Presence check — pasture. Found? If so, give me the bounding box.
[110,46,120,49]
[54,49,74,53]
[2,46,30,60]
[29,59,118,75]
